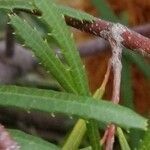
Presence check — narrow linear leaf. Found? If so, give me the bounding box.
[58,5,95,21]
[63,80,111,150]
[0,86,147,130]
[0,0,34,10]
[0,0,95,46]
[34,0,89,95]
[10,15,76,93]
[0,0,93,95]
[86,121,101,150]
[80,147,92,150]
[117,127,131,150]
[62,119,87,150]
[124,50,150,79]
[36,3,99,146]
[0,0,95,22]
[122,51,149,149]
[121,55,134,109]
[121,53,143,149]
[9,129,60,150]
[6,1,98,148]
[92,0,118,21]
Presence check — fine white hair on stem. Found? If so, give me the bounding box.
[103,23,124,150]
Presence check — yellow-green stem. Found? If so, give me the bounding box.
[62,64,110,150]
[62,119,86,150]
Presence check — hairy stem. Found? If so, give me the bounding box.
[102,24,123,150]
[105,47,123,149]
[15,8,150,55]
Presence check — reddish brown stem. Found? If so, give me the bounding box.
[66,17,150,56]
[0,124,19,150]
[105,125,116,150]
[95,23,124,149]
[78,24,150,57]
[14,8,150,56]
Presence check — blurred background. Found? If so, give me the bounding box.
[0,0,149,149]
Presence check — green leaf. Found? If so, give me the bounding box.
[0,0,95,22]
[34,0,89,95]
[121,55,134,109]
[0,86,147,130]
[9,129,60,150]
[86,120,100,150]
[80,147,92,150]
[62,119,87,150]
[121,52,143,150]
[124,50,150,79]
[138,127,150,150]
[6,1,97,148]
[0,0,94,94]
[91,0,118,21]
[10,14,76,93]
[117,127,131,150]
[64,70,107,150]
[0,0,34,10]
[58,5,95,21]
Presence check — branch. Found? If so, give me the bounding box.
[0,23,149,84]
[78,24,150,57]
[65,17,150,56]
[14,9,150,56]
